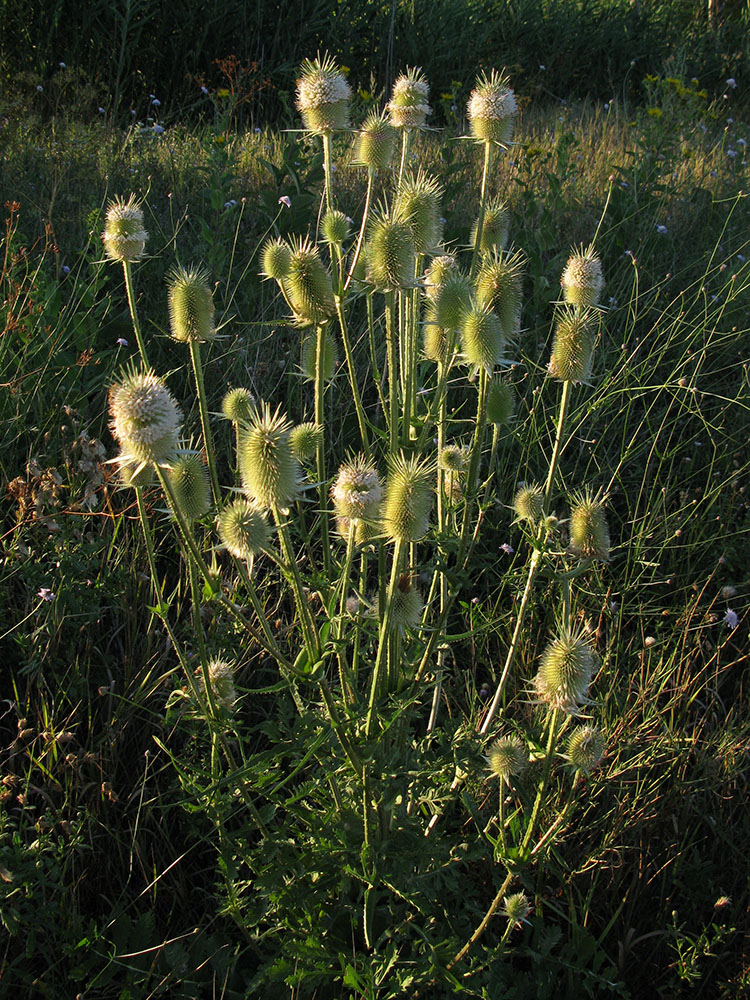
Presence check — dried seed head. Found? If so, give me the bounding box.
[487,734,527,785]
[501,892,531,927]
[290,422,323,463]
[354,110,397,170]
[261,237,292,281]
[217,498,271,558]
[471,198,509,253]
[166,450,210,521]
[467,70,517,145]
[475,249,525,338]
[514,483,545,522]
[387,68,431,129]
[534,625,598,714]
[367,210,415,290]
[238,403,299,511]
[102,194,147,262]
[422,311,448,363]
[486,376,516,425]
[382,453,434,542]
[548,307,596,383]
[321,209,351,246]
[460,303,506,372]
[300,328,338,382]
[286,238,336,325]
[568,489,610,562]
[296,54,351,133]
[221,387,256,424]
[394,170,443,254]
[167,265,215,343]
[561,246,604,308]
[109,366,181,465]
[202,658,237,714]
[566,724,605,774]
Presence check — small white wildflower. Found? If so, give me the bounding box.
[500,542,514,554]
[724,609,738,630]
[644,636,656,648]
[722,585,737,599]
[59,62,66,69]
[737,137,746,147]
[656,224,668,234]
[38,587,55,602]
[116,337,128,347]
[151,97,161,107]
[278,195,291,208]
[200,85,208,94]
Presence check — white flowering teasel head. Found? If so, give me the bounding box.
[331,454,382,544]
[109,366,181,466]
[534,624,598,714]
[387,67,431,130]
[102,194,148,263]
[467,69,517,146]
[561,245,604,308]
[296,54,351,134]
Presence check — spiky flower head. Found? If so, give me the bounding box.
[439,445,466,473]
[467,70,517,145]
[424,254,459,302]
[300,328,338,382]
[167,265,215,343]
[321,209,351,247]
[534,625,598,714]
[422,312,448,363]
[354,110,397,170]
[296,54,351,133]
[166,449,210,522]
[561,245,604,308]
[290,422,323,463]
[394,170,443,254]
[568,488,610,562]
[222,387,256,424]
[286,237,336,326]
[367,209,415,290]
[566,724,605,774]
[390,575,424,631]
[501,892,531,928]
[548,306,596,383]
[460,303,506,372]
[387,68,431,129]
[109,366,181,465]
[486,376,516,425]
[431,271,471,331]
[102,194,147,262]
[471,198,509,253]
[514,483,545,522]
[261,237,292,282]
[331,455,382,543]
[201,658,237,714]
[382,453,434,542]
[238,403,299,511]
[475,249,525,338]
[487,734,527,786]
[217,498,271,559]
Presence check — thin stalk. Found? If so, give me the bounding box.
[469,141,494,281]
[397,129,411,189]
[315,323,331,578]
[188,340,221,506]
[335,296,370,448]
[273,510,320,664]
[345,166,375,291]
[366,538,404,738]
[122,259,150,366]
[385,290,399,453]
[322,130,335,215]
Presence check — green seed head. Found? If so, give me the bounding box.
[290,422,323,463]
[202,657,237,714]
[286,237,336,325]
[439,445,466,473]
[432,271,471,331]
[568,488,610,562]
[167,265,215,343]
[222,387,256,424]
[296,54,351,133]
[167,449,210,522]
[332,455,382,544]
[389,576,424,630]
[382,453,434,542]
[217,498,271,558]
[475,249,525,338]
[261,237,292,281]
[238,403,299,511]
[514,483,545,522]
[109,366,181,465]
[387,67,431,129]
[394,170,443,254]
[534,625,598,714]
[321,209,351,247]
[548,306,596,382]
[422,311,448,363]
[367,210,415,290]
[460,303,506,372]
[354,110,397,170]
[300,328,338,382]
[566,724,605,774]
[561,245,604,308]
[487,734,527,786]
[467,69,517,145]
[501,892,531,927]
[471,198,509,253]
[486,376,516,425]
[424,254,459,301]
[102,194,147,262]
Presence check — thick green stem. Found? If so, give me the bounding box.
[397,129,411,189]
[189,339,221,506]
[122,259,150,366]
[273,511,320,665]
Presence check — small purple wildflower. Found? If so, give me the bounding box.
[38,587,55,602]
[724,609,738,630]
[278,195,291,209]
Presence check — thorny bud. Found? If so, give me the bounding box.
[514,483,545,522]
[568,488,610,561]
[221,387,255,424]
[487,734,527,786]
[238,403,299,511]
[217,499,271,559]
[290,422,323,463]
[109,366,181,466]
[566,724,605,774]
[548,306,596,383]
[561,245,604,308]
[382,453,434,542]
[331,455,382,544]
[394,170,443,255]
[300,328,338,382]
[167,265,215,343]
[166,449,210,522]
[354,110,397,170]
[534,625,598,714]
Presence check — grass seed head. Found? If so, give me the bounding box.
[167,450,210,522]
[487,734,527,785]
[217,499,271,558]
[239,403,299,511]
[382,453,434,542]
[568,488,610,561]
[354,110,397,169]
[387,67,431,129]
[102,194,147,262]
[548,306,596,382]
[561,245,604,308]
[467,70,517,145]
[296,54,351,133]
[109,367,181,465]
[167,265,215,343]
